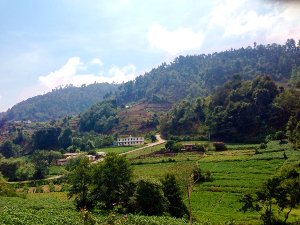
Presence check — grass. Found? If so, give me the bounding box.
[0,192,191,225]
[95,146,137,154]
[130,140,300,224]
[125,144,165,159]
[1,140,300,225]
[48,165,67,177]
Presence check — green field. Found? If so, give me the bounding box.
[131,141,300,224]
[0,193,191,225]
[1,141,300,224]
[96,146,137,154]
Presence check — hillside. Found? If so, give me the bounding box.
[1,83,119,122]
[116,39,300,105]
[75,39,300,136]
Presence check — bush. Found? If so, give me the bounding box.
[161,174,188,218]
[259,143,267,149]
[213,142,227,151]
[192,167,213,183]
[135,180,168,216]
[193,144,205,151]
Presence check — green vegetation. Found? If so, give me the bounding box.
[96,146,136,154]
[161,75,300,143]
[1,83,119,122]
[79,99,119,133]
[1,39,300,224]
[130,141,300,224]
[117,39,300,105]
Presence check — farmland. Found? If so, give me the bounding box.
[1,141,300,224]
[130,141,300,224]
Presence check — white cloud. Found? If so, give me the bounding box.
[0,95,2,101]
[38,57,137,90]
[208,0,300,41]
[90,58,103,66]
[17,57,138,102]
[147,24,205,55]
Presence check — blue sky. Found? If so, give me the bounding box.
[0,0,299,112]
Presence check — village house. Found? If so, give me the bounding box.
[56,152,101,166]
[95,151,106,160]
[117,136,144,146]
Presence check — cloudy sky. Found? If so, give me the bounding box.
[0,0,299,112]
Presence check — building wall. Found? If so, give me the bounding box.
[117,137,144,146]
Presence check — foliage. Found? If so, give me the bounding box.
[135,179,168,216]
[161,75,297,143]
[192,166,213,183]
[30,151,62,179]
[0,173,18,197]
[286,115,300,149]
[92,153,134,210]
[58,128,73,149]
[0,140,19,158]
[0,157,36,181]
[240,168,300,224]
[2,83,119,122]
[33,127,62,149]
[68,157,94,210]
[213,142,227,151]
[79,99,119,133]
[117,39,300,106]
[161,174,188,218]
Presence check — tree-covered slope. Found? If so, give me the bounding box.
[2,83,119,122]
[117,39,300,105]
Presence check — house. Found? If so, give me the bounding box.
[63,153,81,158]
[117,136,144,146]
[86,155,96,161]
[56,152,82,166]
[95,152,106,160]
[56,158,68,166]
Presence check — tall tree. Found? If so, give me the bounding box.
[92,153,133,210]
[161,174,188,218]
[68,157,93,210]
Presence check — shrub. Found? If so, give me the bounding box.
[193,144,205,151]
[213,142,227,151]
[259,143,267,149]
[161,174,188,218]
[135,180,168,216]
[192,167,213,183]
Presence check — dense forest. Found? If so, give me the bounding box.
[1,83,119,122]
[117,39,300,104]
[160,75,300,142]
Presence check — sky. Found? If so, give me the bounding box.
[0,0,300,112]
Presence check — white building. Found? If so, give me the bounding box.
[117,136,144,146]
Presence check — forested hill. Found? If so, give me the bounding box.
[117,39,300,104]
[1,83,119,122]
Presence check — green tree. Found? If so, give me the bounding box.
[33,127,61,149]
[68,157,93,210]
[58,128,73,149]
[161,174,188,218]
[289,66,300,88]
[135,179,168,216]
[31,152,50,179]
[92,153,133,210]
[241,168,300,224]
[0,141,18,158]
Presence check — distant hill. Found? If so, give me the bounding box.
[116,39,300,105]
[1,83,119,122]
[78,39,300,135]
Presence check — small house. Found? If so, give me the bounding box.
[117,136,144,146]
[95,152,106,160]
